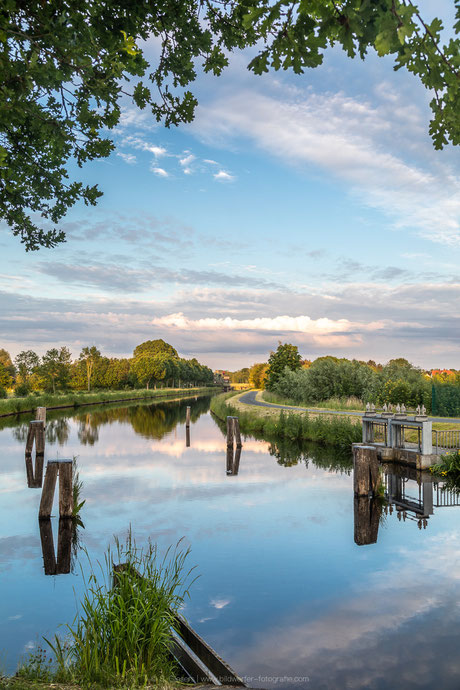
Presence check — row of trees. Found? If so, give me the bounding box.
[256,343,460,412]
[0,340,214,395]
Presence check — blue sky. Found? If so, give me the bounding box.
[1,0,460,369]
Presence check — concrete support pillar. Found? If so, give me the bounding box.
[421,420,432,455]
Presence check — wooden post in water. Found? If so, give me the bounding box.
[186,406,191,428]
[233,417,242,448]
[39,459,73,518]
[186,426,191,448]
[226,416,234,448]
[353,445,380,496]
[226,446,234,475]
[35,407,46,425]
[58,460,74,518]
[25,420,45,455]
[39,462,59,518]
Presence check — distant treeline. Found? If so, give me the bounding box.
[227,344,460,416]
[0,340,214,397]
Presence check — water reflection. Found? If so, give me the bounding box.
[25,452,44,488]
[39,518,78,575]
[226,446,241,476]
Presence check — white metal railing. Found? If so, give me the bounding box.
[434,429,460,453]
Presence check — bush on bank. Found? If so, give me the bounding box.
[210,392,362,448]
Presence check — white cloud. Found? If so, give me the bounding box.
[151,167,169,178]
[151,312,384,335]
[121,135,167,158]
[116,151,136,165]
[194,88,460,245]
[214,170,235,182]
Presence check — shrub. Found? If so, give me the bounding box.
[0,387,7,399]
[14,383,30,397]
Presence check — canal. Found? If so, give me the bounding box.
[1,393,460,689]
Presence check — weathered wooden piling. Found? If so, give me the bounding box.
[226,416,234,448]
[233,416,242,448]
[25,420,45,455]
[186,426,190,448]
[39,459,73,518]
[58,460,74,518]
[353,444,380,496]
[35,406,46,425]
[186,406,191,428]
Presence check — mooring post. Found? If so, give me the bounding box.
[353,445,380,496]
[226,446,234,475]
[39,462,59,518]
[186,426,191,448]
[58,460,74,518]
[421,420,433,455]
[26,420,45,455]
[226,416,234,448]
[186,406,191,428]
[233,417,242,448]
[35,407,46,425]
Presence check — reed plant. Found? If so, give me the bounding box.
[19,534,196,688]
[430,450,460,490]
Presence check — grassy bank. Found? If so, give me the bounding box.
[262,390,364,411]
[211,391,362,448]
[0,387,219,418]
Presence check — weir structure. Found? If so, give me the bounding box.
[354,410,439,469]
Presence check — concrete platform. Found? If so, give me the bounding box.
[352,442,438,469]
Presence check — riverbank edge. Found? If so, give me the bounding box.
[0,387,220,418]
[210,391,362,448]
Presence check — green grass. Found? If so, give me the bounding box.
[0,387,218,418]
[211,392,362,448]
[16,534,196,688]
[262,391,365,411]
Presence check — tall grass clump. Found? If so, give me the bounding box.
[211,392,362,448]
[21,534,196,688]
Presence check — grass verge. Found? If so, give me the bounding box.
[211,391,362,448]
[14,535,195,689]
[0,387,219,418]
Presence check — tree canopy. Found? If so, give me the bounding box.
[1,1,459,249]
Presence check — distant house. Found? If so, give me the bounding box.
[431,369,456,380]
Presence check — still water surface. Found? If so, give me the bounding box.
[1,394,460,689]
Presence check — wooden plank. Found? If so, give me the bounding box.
[58,460,74,518]
[170,637,215,684]
[174,613,245,686]
[39,462,59,518]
